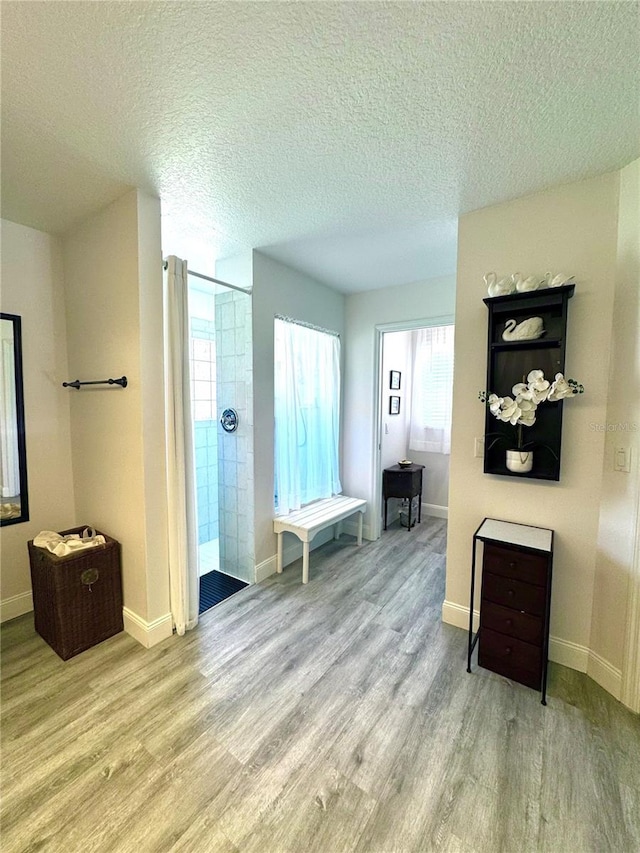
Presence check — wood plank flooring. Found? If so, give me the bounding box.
[2,517,639,853]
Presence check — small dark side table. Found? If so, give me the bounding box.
[382,463,425,532]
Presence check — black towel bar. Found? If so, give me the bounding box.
[62,376,127,390]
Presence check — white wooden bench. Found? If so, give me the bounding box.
[273,495,367,584]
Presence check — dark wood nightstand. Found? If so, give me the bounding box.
[382,464,425,532]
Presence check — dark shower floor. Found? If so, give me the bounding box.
[199,570,248,615]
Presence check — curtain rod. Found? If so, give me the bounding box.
[163,260,252,296]
[275,314,340,338]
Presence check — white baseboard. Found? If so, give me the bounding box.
[122,607,173,649]
[442,599,479,632]
[548,635,589,672]
[442,599,620,699]
[0,590,33,623]
[342,518,375,541]
[255,555,277,583]
[587,650,622,700]
[423,503,448,519]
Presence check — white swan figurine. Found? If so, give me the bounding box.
[512,272,540,292]
[502,317,546,341]
[542,272,575,289]
[484,271,515,297]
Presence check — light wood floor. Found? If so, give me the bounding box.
[2,517,639,853]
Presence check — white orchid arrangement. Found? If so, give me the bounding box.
[479,369,584,452]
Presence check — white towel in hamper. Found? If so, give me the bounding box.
[33,528,106,557]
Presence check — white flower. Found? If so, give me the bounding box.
[530,387,550,404]
[481,369,583,430]
[498,396,522,425]
[548,373,575,401]
[512,382,533,400]
[526,369,550,403]
[488,394,503,416]
[517,398,537,413]
[516,395,537,426]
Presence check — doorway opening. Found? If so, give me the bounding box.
[375,319,454,536]
[188,273,254,614]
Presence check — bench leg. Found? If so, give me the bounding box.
[276,532,283,574]
[302,541,310,584]
[334,521,342,541]
[357,511,363,546]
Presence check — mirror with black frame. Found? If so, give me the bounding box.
[1,313,29,525]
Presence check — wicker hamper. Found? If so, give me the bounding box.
[28,527,123,660]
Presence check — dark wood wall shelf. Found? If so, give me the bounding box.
[490,338,562,352]
[483,283,575,481]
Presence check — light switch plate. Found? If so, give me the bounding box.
[614,446,631,473]
[474,437,485,458]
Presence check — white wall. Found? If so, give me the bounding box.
[62,190,170,642]
[0,220,76,621]
[216,252,253,292]
[343,275,456,537]
[591,159,640,683]
[411,449,450,510]
[249,251,345,573]
[380,330,412,470]
[444,171,623,684]
[136,192,171,625]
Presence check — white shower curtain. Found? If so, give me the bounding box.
[164,256,199,635]
[274,318,341,515]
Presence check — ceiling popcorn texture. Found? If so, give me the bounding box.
[1,1,638,292]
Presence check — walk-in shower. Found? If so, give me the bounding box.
[188,273,254,611]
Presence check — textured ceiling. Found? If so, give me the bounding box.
[2,1,638,292]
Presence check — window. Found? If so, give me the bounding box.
[274,317,341,515]
[409,324,454,455]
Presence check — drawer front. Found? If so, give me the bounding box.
[481,600,543,646]
[478,627,542,690]
[481,572,546,616]
[383,470,421,498]
[483,542,549,586]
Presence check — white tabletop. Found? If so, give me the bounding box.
[475,518,553,553]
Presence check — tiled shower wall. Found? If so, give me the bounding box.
[190,317,219,546]
[215,290,254,583]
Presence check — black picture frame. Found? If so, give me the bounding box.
[389,396,400,415]
[390,370,401,390]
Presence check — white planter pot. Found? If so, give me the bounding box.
[506,449,533,474]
